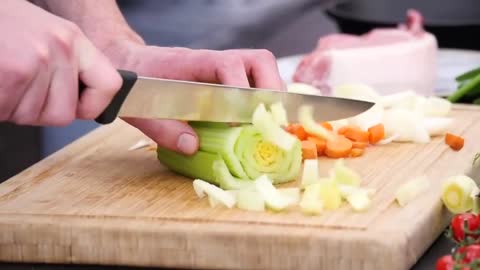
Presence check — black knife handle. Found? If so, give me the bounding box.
[79,69,138,124]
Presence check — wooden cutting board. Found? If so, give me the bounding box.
[0,105,479,270]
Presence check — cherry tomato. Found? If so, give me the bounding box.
[436,255,454,270]
[451,213,480,242]
[458,244,480,264]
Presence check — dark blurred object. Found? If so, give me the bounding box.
[325,0,480,50]
[0,124,42,183]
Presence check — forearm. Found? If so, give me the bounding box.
[30,0,145,50]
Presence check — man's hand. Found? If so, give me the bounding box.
[102,41,284,155]
[0,0,122,126]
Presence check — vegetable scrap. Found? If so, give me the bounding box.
[445,133,465,151]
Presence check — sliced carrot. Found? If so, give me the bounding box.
[320,122,333,131]
[324,135,353,158]
[350,148,364,157]
[286,124,308,140]
[301,140,318,160]
[342,125,369,143]
[307,136,326,155]
[445,133,464,151]
[337,126,348,135]
[352,141,368,149]
[368,124,385,144]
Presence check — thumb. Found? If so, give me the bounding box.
[123,118,199,155]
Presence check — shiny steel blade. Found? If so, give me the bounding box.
[117,77,375,123]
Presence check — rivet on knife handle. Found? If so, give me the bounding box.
[79,69,138,124]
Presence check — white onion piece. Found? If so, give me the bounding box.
[422,97,452,117]
[423,117,453,137]
[381,91,417,108]
[128,139,153,151]
[329,119,349,132]
[348,103,384,131]
[333,83,381,102]
[382,109,430,143]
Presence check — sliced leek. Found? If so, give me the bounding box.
[300,184,323,215]
[236,189,265,211]
[298,105,335,141]
[441,175,478,214]
[157,105,302,188]
[193,179,236,208]
[270,102,288,126]
[395,175,430,207]
[254,175,292,211]
[345,191,371,211]
[330,159,361,187]
[301,159,320,189]
[317,182,342,210]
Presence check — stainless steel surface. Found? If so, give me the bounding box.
[118,77,374,123]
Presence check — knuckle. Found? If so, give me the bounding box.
[50,22,80,58]
[7,62,35,86]
[256,49,275,61]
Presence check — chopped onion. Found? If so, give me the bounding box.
[348,103,384,131]
[332,83,381,102]
[345,191,371,211]
[382,109,430,143]
[422,97,452,117]
[381,90,417,108]
[423,117,453,137]
[376,134,399,145]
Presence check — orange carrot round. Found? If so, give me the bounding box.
[343,125,369,142]
[320,122,333,131]
[301,140,318,160]
[350,148,364,157]
[368,124,385,144]
[324,135,353,158]
[307,136,326,155]
[352,141,368,149]
[445,133,464,151]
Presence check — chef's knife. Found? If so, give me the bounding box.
[81,70,375,124]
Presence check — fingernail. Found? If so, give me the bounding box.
[177,133,197,155]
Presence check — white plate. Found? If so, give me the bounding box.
[276,49,480,96]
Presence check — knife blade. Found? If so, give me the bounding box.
[84,70,375,124]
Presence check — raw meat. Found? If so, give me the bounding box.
[292,10,437,96]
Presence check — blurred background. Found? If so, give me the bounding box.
[1,0,479,182]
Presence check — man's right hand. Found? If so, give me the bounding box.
[0,0,121,126]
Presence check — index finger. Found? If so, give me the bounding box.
[234,49,285,91]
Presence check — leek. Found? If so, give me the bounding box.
[236,189,265,212]
[345,191,371,211]
[330,159,361,187]
[300,184,323,215]
[193,179,236,208]
[298,105,335,141]
[441,175,478,214]
[157,121,302,189]
[301,159,320,189]
[395,175,430,207]
[270,102,288,126]
[254,175,293,211]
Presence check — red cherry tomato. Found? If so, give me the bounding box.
[451,213,480,242]
[458,244,480,264]
[436,255,454,270]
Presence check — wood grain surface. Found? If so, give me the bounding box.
[0,105,479,270]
